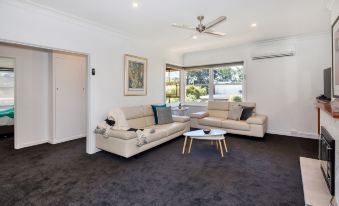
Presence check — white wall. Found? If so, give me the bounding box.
[0,44,52,148]
[184,33,331,138]
[0,0,180,153]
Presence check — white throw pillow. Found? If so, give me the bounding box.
[227,105,243,121]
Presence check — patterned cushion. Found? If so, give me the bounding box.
[156,107,174,125]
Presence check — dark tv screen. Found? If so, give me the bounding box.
[324,68,332,99]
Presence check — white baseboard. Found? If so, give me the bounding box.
[49,134,85,144]
[15,139,48,149]
[268,130,319,139]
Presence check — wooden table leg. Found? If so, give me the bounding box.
[223,139,228,153]
[182,136,188,154]
[188,138,193,154]
[219,140,224,157]
[216,140,219,150]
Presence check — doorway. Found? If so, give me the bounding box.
[0,57,15,143]
[0,42,89,150]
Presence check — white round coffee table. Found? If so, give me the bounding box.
[182,129,227,158]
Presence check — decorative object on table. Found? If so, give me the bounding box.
[171,106,189,116]
[332,17,339,98]
[157,107,174,125]
[227,105,243,121]
[331,99,339,113]
[151,104,166,124]
[203,129,211,134]
[178,102,182,109]
[124,54,147,96]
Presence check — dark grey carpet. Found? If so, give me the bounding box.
[0,134,317,206]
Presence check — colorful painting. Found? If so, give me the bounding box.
[124,54,147,96]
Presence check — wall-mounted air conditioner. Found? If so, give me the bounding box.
[251,50,296,60]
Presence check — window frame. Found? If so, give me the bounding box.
[181,61,246,106]
[0,67,15,107]
[165,65,182,105]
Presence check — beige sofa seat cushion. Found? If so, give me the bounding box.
[246,114,267,125]
[222,120,250,131]
[147,122,186,136]
[190,112,209,119]
[106,129,138,140]
[172,115,190,123]
[198,117,224,128]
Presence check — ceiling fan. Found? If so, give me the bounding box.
[172,16,227,37]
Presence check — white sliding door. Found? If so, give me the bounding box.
[52,52,86,144]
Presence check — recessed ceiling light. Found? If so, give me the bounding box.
[251,23,257,28]
[132,2,139,8]
[192,35,198,40]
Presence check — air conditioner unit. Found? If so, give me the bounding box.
[251,50,295,60]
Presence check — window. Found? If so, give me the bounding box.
[185,69,209,103]
[0,68,14,107]
[184,62,244,103]
[165,68,180,103]
[213,65,244,101]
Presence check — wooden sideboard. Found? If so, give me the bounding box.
[316,99,339,134]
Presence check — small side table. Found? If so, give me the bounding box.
[172,107,189,116]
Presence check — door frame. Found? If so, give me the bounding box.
[0,39,92,154]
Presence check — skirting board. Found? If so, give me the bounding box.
[15,139,48,149]
[49,134,85,144]
[268,130,319,139]
[300,157,337,206]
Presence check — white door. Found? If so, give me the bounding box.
[53,53,86,143]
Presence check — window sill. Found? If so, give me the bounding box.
[182,103,208,107]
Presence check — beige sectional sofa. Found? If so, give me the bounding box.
[96,105,190,158]
[190,101,267,138]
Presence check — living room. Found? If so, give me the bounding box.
[0,0,339,205]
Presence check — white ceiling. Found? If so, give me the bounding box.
[25,0,331,53]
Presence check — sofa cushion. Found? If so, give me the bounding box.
[106,129,138,140]
[172,115,190,123]
[147,129,168,143]
[190,111,209,119]
[151,104,166,124]
[227,105,243,121]
[222,120,250,131]
[230,102,256,113]
[198,117,224,128]
[157,107,174,125]
[121,106,144,120]
[150,122,186,136]
[246,114,267,125]
[240,106,255,120]
[208,101,229,111]
[208,110,228,119]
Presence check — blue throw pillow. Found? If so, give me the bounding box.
[151,104,166,124]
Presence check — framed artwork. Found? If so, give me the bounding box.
[124,54,147,96]
[332,16,339,98]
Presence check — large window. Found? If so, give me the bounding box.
[165,68,180,103]
[184,63,244,103]
[0,68,14,107]
[213,65,244,101]
[185,69,209,103]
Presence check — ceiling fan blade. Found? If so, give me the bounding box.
[172,23,196,31]
[204,16,227,30]
[203,30,226,37]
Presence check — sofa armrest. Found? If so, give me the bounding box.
[172,115,190,123]
[190,111,209,119]
[246,114,267,125]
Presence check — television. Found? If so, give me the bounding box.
[324,68,332,100]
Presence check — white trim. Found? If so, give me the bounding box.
[48,134,85,144]
[15,139,48,149]
[268,130,319,139]
[3,0,132,40]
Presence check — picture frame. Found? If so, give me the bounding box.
[124,54,148,96]
[332,16,339,98]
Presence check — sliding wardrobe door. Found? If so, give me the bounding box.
[52,52,86,144]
